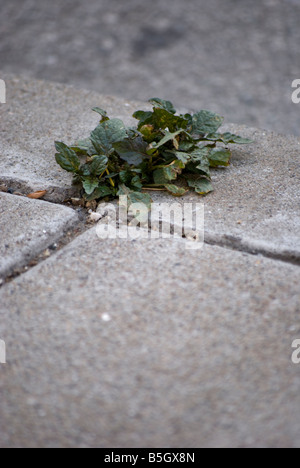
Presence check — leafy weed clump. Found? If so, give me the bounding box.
[55,98,252,208]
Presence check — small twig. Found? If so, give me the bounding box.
[142,187,165,191]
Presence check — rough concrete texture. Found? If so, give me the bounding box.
[150,123,300,263]
[0,192,79,280]
[0,0,299,136]
[0,228,300,448]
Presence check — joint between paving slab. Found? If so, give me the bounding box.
[204,232,300,267]
[0,214,90,287]
[1,191,298,290]
[0,187,92,285]
[2,218,298,290]
[1,185,299,287]
[0,178,78,205]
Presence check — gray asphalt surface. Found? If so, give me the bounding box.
[0,0,299,135]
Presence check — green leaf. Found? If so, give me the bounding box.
[90,119,127,155]
[191,111,224,136]
[117,184,132,197]
[139,125,160,143]
[219,132,253,145]
[151,129,185,150]
[153,166,178,184]
[171,159,186,170]
[118,184,152,210]
[135,108,188,132]
[181,113,193,121]
[196,163,210,178]
[189,147,211,177]
[86,185,115,201]
[92,107,109,122]
[82,177,100,195]
[119,171,143,190]
[189,147,210,162]
[167,150,191,164]
[133,111,153,127]
[113,137,149,165]
[89,155,108,176]
[71,137,95,156]
[128,191,152,210]
[149,98,176,114]
[208,148,231,167]
[119,170,132,185]
[80,163,92,177]
[134,161,148,180]
[55,142,80,173]
[126,127,140,139]
[206,132,254,145]
[188,178,214,195]
[179,140,195,152]
[131,175,143,190]
[164,184,187,196]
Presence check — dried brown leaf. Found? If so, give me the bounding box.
[27,190,47,199]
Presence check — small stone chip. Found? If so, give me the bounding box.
[86,200,97,211]
[71,198,85,207]
[88,212,102,222]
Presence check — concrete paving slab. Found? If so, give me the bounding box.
[0,192,79,280]
[149,124,300,263]
[0,228,299,448]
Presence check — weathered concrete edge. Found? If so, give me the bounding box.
[0,201,80,280]
[94,201,300,266]
[204,231,300,266]
[0,176,79,204]
[96,201,300,266]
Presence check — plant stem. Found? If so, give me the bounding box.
[99,169,106,180]
[106,168,115,187]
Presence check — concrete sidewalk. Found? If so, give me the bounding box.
[0,77,299,448]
